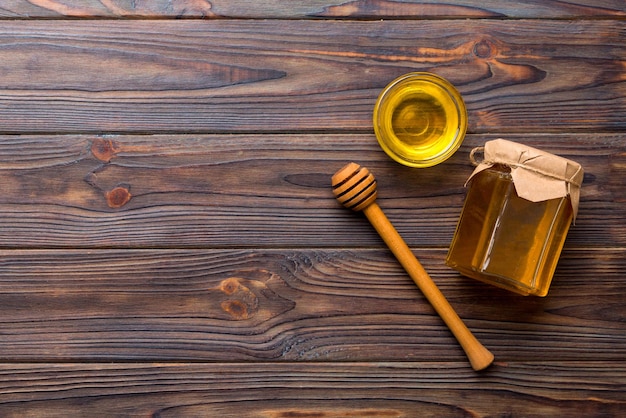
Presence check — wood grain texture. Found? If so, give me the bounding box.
[0,248,623,363]
[0,362,624,417]
[0,133,622,248]
[0,5,624,416]
[2,0,625,19]
[0,20,623,134]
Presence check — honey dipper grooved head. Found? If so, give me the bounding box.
[332,162,378,212]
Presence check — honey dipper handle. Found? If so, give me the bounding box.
[363,202,494,371]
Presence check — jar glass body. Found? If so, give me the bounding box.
[446,164,573,296]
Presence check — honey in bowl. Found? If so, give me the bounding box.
[374,72,467,168]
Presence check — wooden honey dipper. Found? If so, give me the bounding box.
[332,162,494,371]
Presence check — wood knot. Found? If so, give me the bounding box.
[220,300,249,321]
[218,277,258,320]
[105,185,132,208]
[473,39,496,59]
[220,277,241,295]
[91,138,120,162]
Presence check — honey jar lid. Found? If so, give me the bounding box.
[468,139,584,221]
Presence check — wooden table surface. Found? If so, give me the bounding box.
[1,1,625,416]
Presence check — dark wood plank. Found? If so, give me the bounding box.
[0,133,622,248]
[0,362,624,416]
[0,248,623,363]
[0,3,622,416]
[0,20,624,134]
[2,0,625,19]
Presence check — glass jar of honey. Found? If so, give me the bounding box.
[446,139,584,296]
[373,72,467,168]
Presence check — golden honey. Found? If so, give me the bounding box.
[373,72,467,168]
[446,140,584,296]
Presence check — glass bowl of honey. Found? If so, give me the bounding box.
[373,72,467,168]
